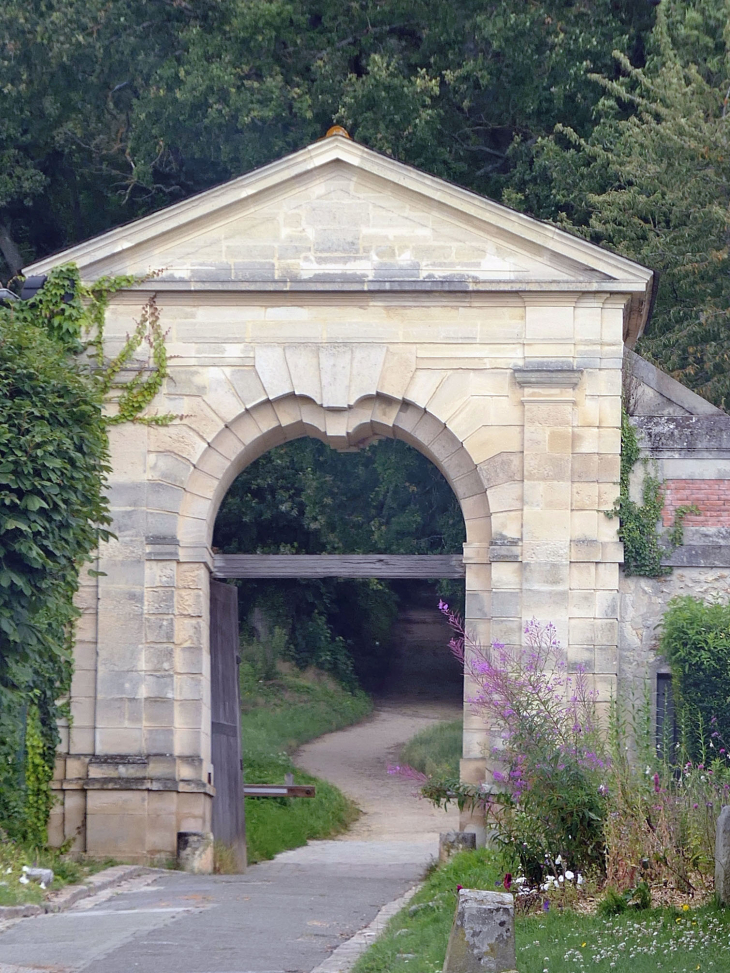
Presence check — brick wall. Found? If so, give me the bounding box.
[662,479,730,527]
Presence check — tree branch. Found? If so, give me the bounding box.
[0,224,23,278]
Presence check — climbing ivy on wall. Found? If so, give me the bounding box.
[0,263,169,844]
[607,409,697,577]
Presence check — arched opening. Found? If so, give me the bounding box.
[184,395,492,861]
[212,435,466,699]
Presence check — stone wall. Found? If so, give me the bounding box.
[619,566,730,696]
[619,352,730,708]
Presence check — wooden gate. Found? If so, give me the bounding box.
[210,579,246,871]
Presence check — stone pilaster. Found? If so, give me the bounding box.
[515,365,582,647]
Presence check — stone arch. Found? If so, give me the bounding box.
[162,389,493,841]
[175,393,491,554]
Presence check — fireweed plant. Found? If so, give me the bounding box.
[425,605,610,884]
[410,606,730,897]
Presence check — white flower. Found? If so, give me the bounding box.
[565,870,574,881]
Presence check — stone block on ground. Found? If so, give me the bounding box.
[177,830,213,873]
[439,831,477,863]
[443,889,516,973]
[716,804,730,905]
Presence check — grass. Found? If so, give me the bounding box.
[399,718,462,779]
[240,662,372,863]
[352,849,730,973]
[0,837,117,907]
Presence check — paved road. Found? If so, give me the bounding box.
[0,703,459,973]
[0,840,429,973]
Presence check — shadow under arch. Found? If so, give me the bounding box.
[177,393,491,553]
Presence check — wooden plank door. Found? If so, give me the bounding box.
[210,579,246,871]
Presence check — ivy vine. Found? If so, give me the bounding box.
[22,703,55,848]
[0,263,171,844]
[606,410,698,577]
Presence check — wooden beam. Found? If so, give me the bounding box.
[244,784,316,798]
[212,553,465,579]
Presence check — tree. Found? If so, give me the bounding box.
[128,0,657,200]
[0,1,657,278]
[0,0,213,275]
[517,0,730,407]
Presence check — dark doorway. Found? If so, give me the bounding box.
[210,579,246,870]
[368,581,463,701]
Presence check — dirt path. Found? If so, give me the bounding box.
[294,697,462,844]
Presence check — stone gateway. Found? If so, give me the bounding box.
[22,132,728,867]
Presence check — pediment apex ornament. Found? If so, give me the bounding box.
[324,125,352,139]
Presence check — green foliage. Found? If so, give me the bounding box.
[527,0,730,407]
[597,882,651,918]
[0,262,169,840]
[239,626,290,686]
[659,595,730,758]
[0,301,109,840]
[399,719,463,780]
[598,885,629,917]
[425,613,609,881]
[215,436,464,556]
[601,682,730,893]
[21,704,54,849]
[608,411,666,576]
[607,409,697,576]
[239,665,371,862]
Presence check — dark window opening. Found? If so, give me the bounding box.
[656,673,678,759]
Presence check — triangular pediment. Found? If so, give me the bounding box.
[24,136,653,309]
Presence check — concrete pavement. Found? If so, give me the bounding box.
[0,838,433,973]
[0,702,460,972]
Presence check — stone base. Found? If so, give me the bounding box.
[177,831,214,873]
[458,758,487,847]
[716,805,730,905]
[49,774,214,868]
[440,831,478,863]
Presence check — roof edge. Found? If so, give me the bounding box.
[23,135,654,291]
[627,349,724,416]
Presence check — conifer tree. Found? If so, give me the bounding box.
[520,1,730,406]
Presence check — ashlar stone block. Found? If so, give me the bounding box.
[255,345,294,400]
